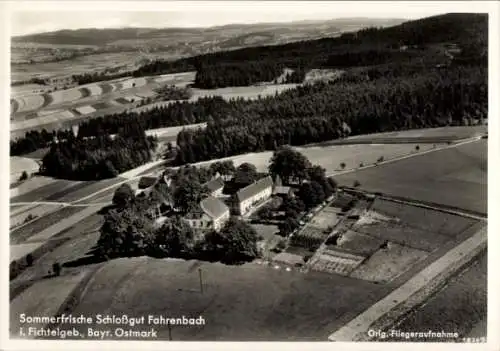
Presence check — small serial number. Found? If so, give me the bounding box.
[462,337,486,343]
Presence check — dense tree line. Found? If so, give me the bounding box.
[174,64,487,164]
[72,71,130,85]
[10,62,486,160]
[194,61,285,88]
[40,125,157,180]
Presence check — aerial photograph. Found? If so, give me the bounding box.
[5,0,492,346]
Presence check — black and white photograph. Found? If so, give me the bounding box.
[1,1,498,349]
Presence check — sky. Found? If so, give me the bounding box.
[8,1,488,36]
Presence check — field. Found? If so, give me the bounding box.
[334,140,487,214]
[10,157,40,184]
[10,271,90,337]
[184,142,443,174]
[10,242,47,263]
[385,251,487,341]
[61,257,390,341]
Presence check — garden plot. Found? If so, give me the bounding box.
[335,230,385,257]
[308,249,365,275]
[310,209,340,230]
[74,105,97,115]
[49,87,83,105]
[349,243,428,283]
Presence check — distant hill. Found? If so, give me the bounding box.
[12,18,405,49]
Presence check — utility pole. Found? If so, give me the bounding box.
[198,268,204,294]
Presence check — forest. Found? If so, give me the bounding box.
[10,13,488,180]
[40,123,157,180]
[65,13,487,86]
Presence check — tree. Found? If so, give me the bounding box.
[377,156,385,163]
[173,176,207,213]
[269,146,312,185]
[415,145,420,151]
[26,254,33,267]
[203,218,259,263]
[97,208,156,259]
[234,162,258,186]
[279,217,300,236]
[154,216,196,257]
[353,180,361,187]
[112,184,135,209]
[19,171,28,181]
[340,162,346,170]
[52,262,61,276]
[282,195,305,215]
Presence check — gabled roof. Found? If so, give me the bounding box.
[236,176,273,203]
[203,177,225,193]
[200,196,229,219]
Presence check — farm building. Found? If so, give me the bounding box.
[203,176,225,197]
[232,176,274,216]
[183,196,230,232]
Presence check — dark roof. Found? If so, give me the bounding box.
[273,186,291,195]
[138,176,158,189]
[200,196,229,219]
[236,176,273,203]
[203,177,224,193]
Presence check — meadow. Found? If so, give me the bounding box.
[64,257,390,341]
[334,140,487,214]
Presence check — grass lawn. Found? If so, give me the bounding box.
[67,257,390,341]
[334,140,487,214]
[349,244,429,283]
